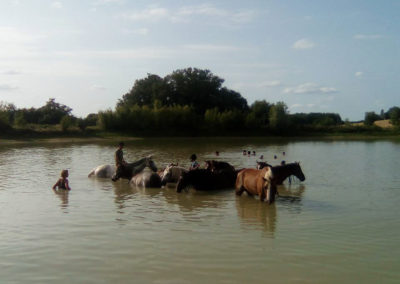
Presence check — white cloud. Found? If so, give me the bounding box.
[1,70,21,75]
[259,80,281,87]
[121,6,169,22]
[90,84,107,91]
[0,27,45,44]
[51,1,63,9]
[122,28,149,36]
[0,84,18,91]
[120,4,257,25]
[353,34,383,40]
[182,44,242,52]
[293,38,315,49]
[283,82,337,95]
[355,71,363,78]
[93,0,124,5]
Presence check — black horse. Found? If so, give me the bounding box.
[112,156,158,182]
[272,162,305,185]
[205,160,235,172]
[176,169,237,192]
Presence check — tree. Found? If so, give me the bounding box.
[117,74,168,108]
[165,68,248,114]
[269,102,289,130]
[38,98,73,124]
[364,111,380,126]
[387,107,400,126]
[248,100,271,128]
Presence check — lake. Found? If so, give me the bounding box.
[0,138,399,283]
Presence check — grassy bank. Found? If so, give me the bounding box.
[1,123,400,145]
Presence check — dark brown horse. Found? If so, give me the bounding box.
[257,162,305,185]
[176,168,237,192]
[205,160,235,172]
[235,167,276,204]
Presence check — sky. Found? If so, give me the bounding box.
[0,0,399,121]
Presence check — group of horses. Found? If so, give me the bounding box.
[88,156,306,204]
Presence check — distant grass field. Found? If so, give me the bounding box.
[352,119,393,128]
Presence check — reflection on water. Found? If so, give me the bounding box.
[236,196,277,235]
[52,189,69,211]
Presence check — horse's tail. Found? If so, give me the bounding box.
[235,169,244,189]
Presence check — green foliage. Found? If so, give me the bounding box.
[269,102,289,130]
[60,115,74,132]
[387,107,400,126]
[364,111,380,126]
[290,112,342,127]
[38,98,73,125]
[14,112,27,127]
[118,68,248,115]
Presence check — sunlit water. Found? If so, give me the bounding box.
[0,138,399,283]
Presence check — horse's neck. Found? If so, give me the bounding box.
[128,157,147,168]
[273,166,292,182]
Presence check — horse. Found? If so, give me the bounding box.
[235,167,276,204]
[160,165,188,186]
[205,160,235,172]
[130,168,162,188]
[111,156,158,182]
[257,162,305,185]
[176,169,237,192]
[88,164,116,178]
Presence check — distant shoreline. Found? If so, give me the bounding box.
[1,131,399,145]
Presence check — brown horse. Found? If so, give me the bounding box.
[235,167,277,204]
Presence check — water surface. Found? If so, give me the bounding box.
[0,138,399,283]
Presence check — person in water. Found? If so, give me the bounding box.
[52,169,71,190]
[115,142,127,168]
[189,154,200,170]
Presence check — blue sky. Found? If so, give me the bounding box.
[0,0,399,120]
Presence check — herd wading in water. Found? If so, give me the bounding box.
[73,142,306,204]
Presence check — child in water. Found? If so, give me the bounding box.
[52,169,71,190]
[189,154,200,171]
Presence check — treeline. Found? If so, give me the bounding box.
[1,67,399,136]
[0,99,97,132]
[364,107,400,126]
[98,68,344,135]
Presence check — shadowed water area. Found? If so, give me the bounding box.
[0,138,399,283]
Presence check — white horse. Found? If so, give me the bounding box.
[88,164,116,178]
[161,165,188,186]
[130,168,162,188]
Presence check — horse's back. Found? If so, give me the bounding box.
[89,164,115,178]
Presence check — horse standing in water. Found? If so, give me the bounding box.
[257,162,305,185]
[235,167,276,204]
[205,160,235,172]
[88,164,116,178]
[130,168,162,188]
[176,169,237,192]
[111,156,158,182]
[160,165,188,186]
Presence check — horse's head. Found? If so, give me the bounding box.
[161,164,173,186]
[291,162,305,181]
[257,161,271,170]
[176,171,188,193]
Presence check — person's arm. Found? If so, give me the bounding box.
[52,179,59,189]
[65,179,71,190]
